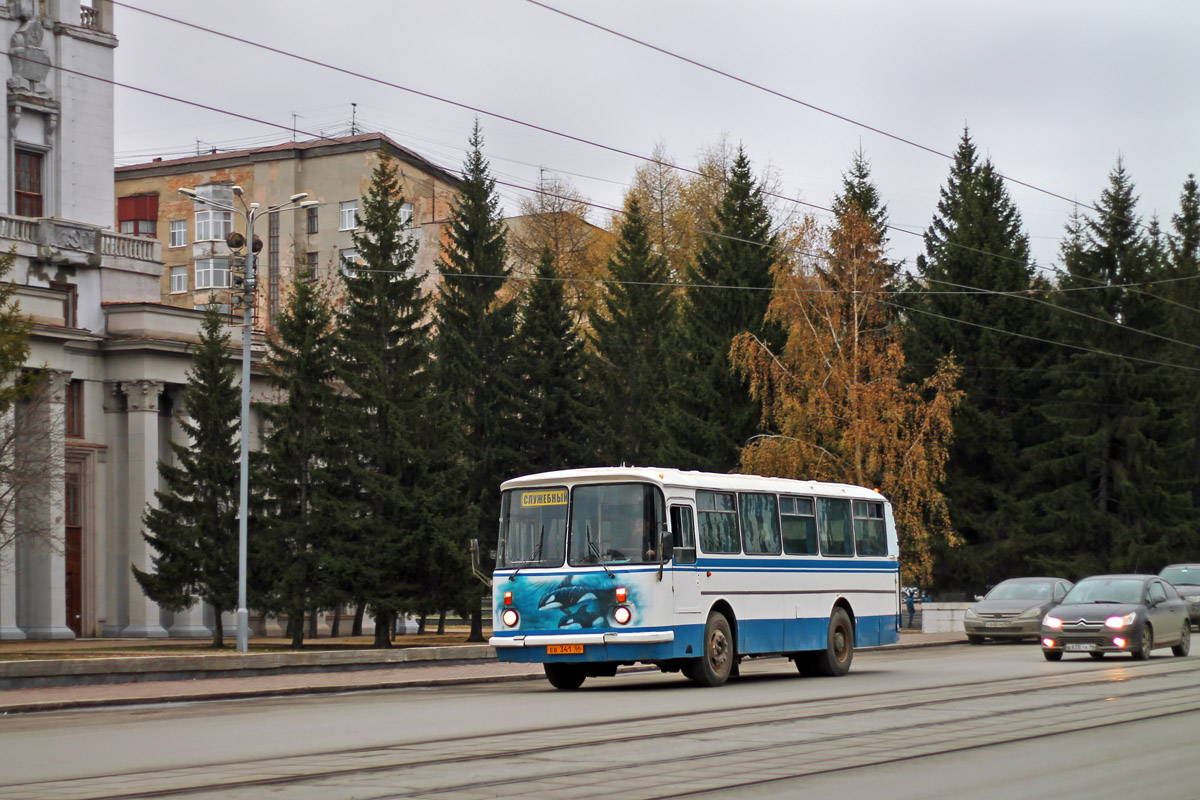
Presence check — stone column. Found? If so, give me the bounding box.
[101,381,127,637]
[0,402,23,639]
[163,389,209,638]
[23,370,74,639]
[120,380,167,638]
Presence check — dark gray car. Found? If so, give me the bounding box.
[1158,564,1200,627]
[963,577,1072,643]
[1041,574,1191,661]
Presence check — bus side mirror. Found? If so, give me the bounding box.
[673,546,696,565]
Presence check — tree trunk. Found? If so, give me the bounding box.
[307,609,318,640]
[468,606,484,643]
[352,600,366,636]
[437,609,446,635]
[330,606,341,638]
[290,607,305,648]
[418,612,427,635]
[212,609,224,648]
[372,611,392,648]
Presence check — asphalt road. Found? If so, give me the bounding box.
[2,642,1199,799]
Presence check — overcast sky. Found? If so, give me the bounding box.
[111,1,1200,274]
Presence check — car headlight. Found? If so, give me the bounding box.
[1017,606,1042,619]
[964,608,978,619]
[1105,612,1137,630]
[1044,616,1063,629]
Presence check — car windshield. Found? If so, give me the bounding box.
[1062,578,1144,605]
[1160,567,1200,587]
[984,581,1051,602]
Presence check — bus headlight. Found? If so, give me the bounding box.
[501,609,519,628]
[613,606,632,625]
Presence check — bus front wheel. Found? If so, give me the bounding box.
[544,663,586,690]
[812,608,854,677]
[689,611,734,687]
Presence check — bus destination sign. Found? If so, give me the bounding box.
[521,489,567,507]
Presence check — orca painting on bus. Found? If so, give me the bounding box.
[490,467,900,689]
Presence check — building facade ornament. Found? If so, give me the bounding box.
[7,1,52,98]
[120,379,163,412]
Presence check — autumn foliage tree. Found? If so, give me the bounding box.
[731,207,962,587]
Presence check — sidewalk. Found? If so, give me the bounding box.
[0,631,965,714]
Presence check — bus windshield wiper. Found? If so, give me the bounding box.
[509,526,546,581]
[586,524,615,578]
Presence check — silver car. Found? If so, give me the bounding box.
[964,577,1073,643]
[1159,564,1200,627]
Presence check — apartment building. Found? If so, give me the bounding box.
[113,133,462,326]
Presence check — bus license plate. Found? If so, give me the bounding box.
[547,644,584,655]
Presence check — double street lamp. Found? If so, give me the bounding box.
[179,185,318,653]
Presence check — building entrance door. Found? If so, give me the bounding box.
[65,471,82,636]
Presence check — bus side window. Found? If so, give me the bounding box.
[781,496,818,555]
[697,491,739,553]
[817,497,854,557]
[852,500,887,556]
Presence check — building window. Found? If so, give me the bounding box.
[306,205,319,234]
[340,200,358,231]
[306,251,319,271]
[195,257,230,290]
[117,194,159,238]
[169,220,187,248]
[195,209,233,242]
[14,149,44,217]
[49,281,77,327]
[65,379,83,438]
[399,201,414,230]
[170,265,187,294]
[268,211,280,320]
[340,248,358,278]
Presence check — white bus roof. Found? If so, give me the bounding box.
[500,466,887,502]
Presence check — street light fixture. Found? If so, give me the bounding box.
[178,186,313,653]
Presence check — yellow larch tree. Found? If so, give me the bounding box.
[731,208,962,587]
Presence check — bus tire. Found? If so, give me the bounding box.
[792,652,818,677]
[813,608,854,677]
[690,611,734,687]
[544,663,586,690]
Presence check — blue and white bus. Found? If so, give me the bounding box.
[489,467,900,689]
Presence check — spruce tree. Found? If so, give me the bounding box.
[515,246,593,470]
[253,267,339,647]
[1023,162,1194,576]
[331,154,450,647]
[433,122,523,642]
[901,129,1045,590]
[1164,175,1200,508]
[668,147,779,472]
[588,197,677,465]
[135,306,240,647]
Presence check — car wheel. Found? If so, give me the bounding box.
[1089,651,1105,659]
[1043,649,1063,662]
[1173,624,1191,657]
[544,663,586,690]
[689,611,733,687]
[812,608,854,676]
[1132,625,1153,661]
[966,634,985,645]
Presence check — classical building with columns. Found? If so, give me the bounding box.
[0,0,264,640]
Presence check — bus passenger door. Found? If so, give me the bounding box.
[669,503,701,614]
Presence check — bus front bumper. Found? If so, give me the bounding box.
[489,630,675,648]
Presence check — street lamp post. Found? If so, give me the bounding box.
[179,186,319,653]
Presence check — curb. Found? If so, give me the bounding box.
[0,636,966,715]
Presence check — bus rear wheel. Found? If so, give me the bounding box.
[544,663,586,690]
[812,608,854,677]
[689,611,733,687]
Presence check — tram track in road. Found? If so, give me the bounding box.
[4,658,1200,800]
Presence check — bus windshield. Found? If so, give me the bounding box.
[497,487,568,569]
[569,483,664,566]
